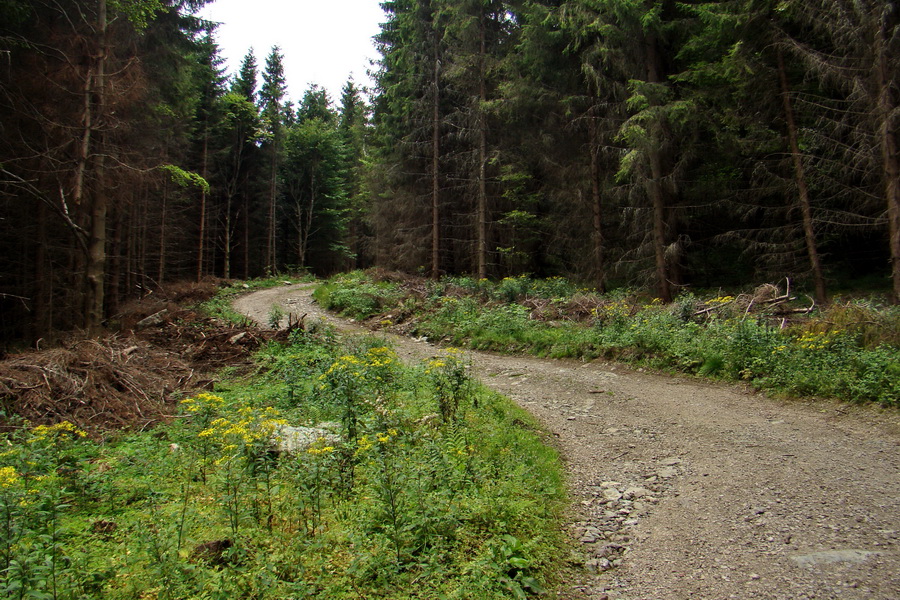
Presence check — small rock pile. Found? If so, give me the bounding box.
[570,458,682,575]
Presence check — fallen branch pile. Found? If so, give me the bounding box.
[0,306,287,433]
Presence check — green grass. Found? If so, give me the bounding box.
[1,319,566,598]
[312,271,404,321]
[316,271,900,407]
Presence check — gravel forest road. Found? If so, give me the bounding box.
[234,284,900,600]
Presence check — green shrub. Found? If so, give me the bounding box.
[1,324,566,599]
[315,270,899,407]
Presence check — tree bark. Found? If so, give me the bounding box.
[34,199,51,341]
[267,146,278,275]
[588,102,606,292]
[224,193,232,279]
[777,47,827,304]
[158,179,168,285]
[83,0,108,333]
[476,15,488,280]
[243,192,249,279]
[197,128,208,282]
[431,35,441,278]
[876,14,900,303]
[645,35,672,302]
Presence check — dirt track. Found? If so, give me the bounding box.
[235,284,900,600]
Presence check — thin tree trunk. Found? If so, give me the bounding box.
[107,197,123,318]
[84,0,108,333]
[645,36,671,302]
[73,70,94,208]
[243,193,249,279]
[197,128,208,282]
[777,47,826,304]
[431,35,441,278]
[158,180,168,285]
[224,194,232,279]
[294,198,306,267]
[34,200,51,340]
[648,149,670,302]
[302,171,316,268]
[476,17,488,280]
[588,102,606,292]
[138,184,149,294]
[877,18,900,303]
[267,148,278,275]
[126,197,135,301]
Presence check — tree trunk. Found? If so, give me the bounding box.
[777,47,827,304]
[645,35,672,302]
[107,196,124,318]
[267,144,278,275]
[158,179,168,285]
[243,192,249,279]
[475,16,488,280]
[588,103,606,292]
[83,0,108,333]
[431,35,441,278]
[197,128,208,282]
[34,200,51,341]
[877,16,900,303]
[224,194,232,279]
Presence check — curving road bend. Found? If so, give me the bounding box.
[234,284,900,600]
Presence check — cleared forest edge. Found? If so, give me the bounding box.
[236,284,900,600]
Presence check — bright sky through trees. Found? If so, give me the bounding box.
[198,0,385,102]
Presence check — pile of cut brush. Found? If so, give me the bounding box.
[0,281,292,433]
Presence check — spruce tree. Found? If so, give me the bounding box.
[260,46,288,274]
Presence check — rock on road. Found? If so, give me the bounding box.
[234,284,900,600]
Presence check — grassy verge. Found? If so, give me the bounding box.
[1,313,565,598]
[317,271,900,407]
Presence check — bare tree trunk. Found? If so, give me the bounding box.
[224,194,232,279]
[107,197,124,317]
[197,129,208,282]
[475,17,488,280]
[294,198,306,267]
[588,103,606,292]
[267,150,278,275]
[648,148,671,302]
[34,200,51,340]
[83,0,108,333]
[877,17,900,303]
[777,47,827,304]
[243,193,249,279]
[158,179,168,285]
[645,36,672,303]
[126,198,135,300]
[138,184,149,294]
[302,171,316,268]
[431,36,441,278]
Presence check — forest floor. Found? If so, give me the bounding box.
[235,284,900,600]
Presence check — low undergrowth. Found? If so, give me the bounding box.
[318,271,900,407]
[1,322,564,598]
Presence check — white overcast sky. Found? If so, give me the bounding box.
[197,0,386,104]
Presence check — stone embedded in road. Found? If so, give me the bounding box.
[657,466,678,478]
[790,550,879,567]
[623,487,652,499]
[603,488,623,502]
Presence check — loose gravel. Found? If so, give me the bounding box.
[235,284,900,600]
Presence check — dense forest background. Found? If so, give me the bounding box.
[1,0,898,344]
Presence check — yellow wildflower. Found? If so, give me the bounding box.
[0,466,20,488]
